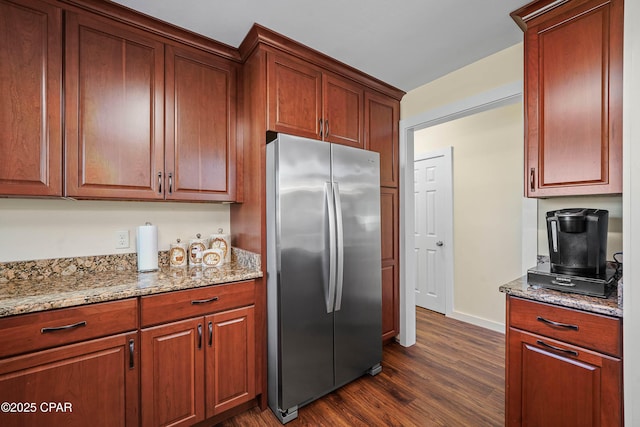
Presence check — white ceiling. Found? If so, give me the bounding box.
[111,0,531,92]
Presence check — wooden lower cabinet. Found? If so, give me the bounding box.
[506,296,623,427]
[206,306,256,416]
[0,332,139,427]
[381,264,398,341]
[508,328,621,427]
[141,318,204,427]
[141,305,256,427]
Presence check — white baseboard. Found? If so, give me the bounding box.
[447,311,505,334]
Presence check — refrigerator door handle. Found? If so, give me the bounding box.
[333,182,344,311]
[325,182,337,313]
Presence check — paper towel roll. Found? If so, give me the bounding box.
[137,222,158,272]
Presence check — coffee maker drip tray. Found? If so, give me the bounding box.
[527,262,617,298]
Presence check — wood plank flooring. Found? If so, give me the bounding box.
[218,308,505,426]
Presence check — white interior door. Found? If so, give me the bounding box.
[414,148,452,313]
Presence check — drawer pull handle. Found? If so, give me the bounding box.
[129,339,135,369]
[41,321,87,334]
[536,340,579,357]
[191,296,219,305]
[536,316,579,330]
[208,321,213,347]
[197,324,203,350]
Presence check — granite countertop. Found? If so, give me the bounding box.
[0,249,262,318]
[499,275,622,318]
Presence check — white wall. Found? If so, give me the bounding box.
[623,0,640,423]
[401,43,524,120]
[414,103,523,326]
[0,199,230,262]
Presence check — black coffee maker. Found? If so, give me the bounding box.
[546,208,608,277]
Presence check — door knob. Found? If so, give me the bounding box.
[436,241,444,247]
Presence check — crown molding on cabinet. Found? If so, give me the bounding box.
[59,0,242,61]
[239,23,405,101]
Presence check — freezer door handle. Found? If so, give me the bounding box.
[325,182,337,313]
[333,182,344,311]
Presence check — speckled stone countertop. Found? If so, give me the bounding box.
[0,248,262,318]
[499,275,622,318]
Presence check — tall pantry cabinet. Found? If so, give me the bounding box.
[232,25,404,345]
[366,91,400,341]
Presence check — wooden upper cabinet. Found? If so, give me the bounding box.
[365,91,399,188]
[267,52,322,139]
[323,74,364,148]
[65,12,165,200]
[267,52,364,148]
[0,0,62,196]
[64,12,239,202]
[165,44,238,201]
[513,0,623,197]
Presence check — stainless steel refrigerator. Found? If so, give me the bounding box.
[266,133,382,424]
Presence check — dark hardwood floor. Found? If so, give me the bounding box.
[219,307,505,426]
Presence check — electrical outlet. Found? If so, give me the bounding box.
[116,230,130,249]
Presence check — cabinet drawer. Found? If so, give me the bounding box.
[509,297,621,357]
[140,280,255,327]
[0,298,138,359]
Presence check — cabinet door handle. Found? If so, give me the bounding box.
[197,324,203,350]
[158,172,163,194]
[129,339,135,369]
[536,340,578,357]
[536,316,579,330]
[319,119,324,138]
[325,119,329,138]
[41,321,87,334]
[208,321,213,347]
[168,173,173,194]
[191,296,219,305]
[530,168,536,192]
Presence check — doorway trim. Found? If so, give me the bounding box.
[398,81,524,347]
